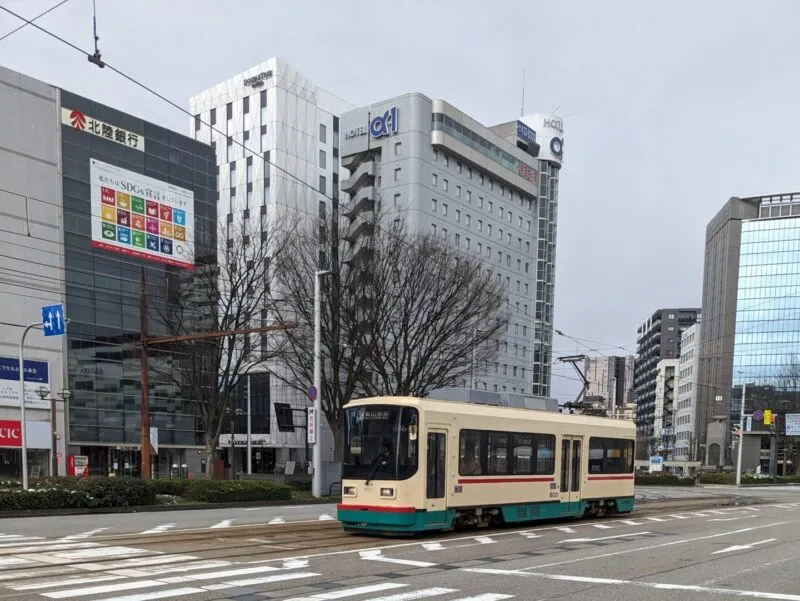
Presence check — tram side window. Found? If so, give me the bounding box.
[535,436,556,474]
[512,433,533,474]
[487,432,507,475]
[588,437,634,473]
[459,430,483,475]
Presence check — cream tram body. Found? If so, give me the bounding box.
[337,396,636,534]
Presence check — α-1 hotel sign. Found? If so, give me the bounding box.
[344,106,399,140]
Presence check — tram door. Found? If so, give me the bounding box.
[425,431,447,515]
[560,436,583,511]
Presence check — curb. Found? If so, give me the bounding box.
[0,497,340,519]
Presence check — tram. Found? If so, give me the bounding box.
[336,396,636,534]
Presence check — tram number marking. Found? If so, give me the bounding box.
[549,491,560,498]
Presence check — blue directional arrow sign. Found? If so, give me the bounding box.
[41,304,66,337]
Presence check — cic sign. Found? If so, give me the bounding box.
[343,106,399,140]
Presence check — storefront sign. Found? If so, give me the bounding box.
[0,421,21,447]
[61,108,145,152]
[0,357,51,409]
[0,420,51,449]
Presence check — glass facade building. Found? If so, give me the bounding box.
[60,90,220,476]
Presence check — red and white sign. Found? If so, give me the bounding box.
[0,421,21,447]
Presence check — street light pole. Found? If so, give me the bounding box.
[19,322,40,491]
[246,374,252,475]
[313,269,331,498]
[736,381,747,486]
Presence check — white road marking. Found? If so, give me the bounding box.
[620,520,642,526]
[59,528,110,541]
[592,524,612,529]
[140,524,175,534]
[559,532,650,544]
[465,568,800,601]
[360,550,437,567]
[646,517,666,522]
[11,576,124,591]
[286,582,407,599]
[319,514,335,521]
[519,521,791,570]
[366,588,457,601]
[209,520,233,529]
[53,546,149,560]
[711,538,777,555]
[268,517,286,524]
[474,536,496,544]
[217,571,319,587]
[708,516,752,522]
[42,579,166,599]
[163,565,282,582]
[519,532,541,539]
[0,557,31,566]
[669,514,689,519]
[557,527,575,533]
[454,596,514,601]
[284,559,311,569]
[422,542,445,550]
[99,588,205,601]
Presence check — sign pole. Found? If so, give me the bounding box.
[139,269,151,481]
[312,270,323,498]
[18,324,37,491]
[246,374,252,475]
[736,382,747,486]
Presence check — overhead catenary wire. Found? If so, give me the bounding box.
[0,0,69,43]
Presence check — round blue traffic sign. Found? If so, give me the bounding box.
[753,410,763,421]
[307,386,317,401]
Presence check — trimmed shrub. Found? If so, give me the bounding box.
[183,479,292,503]
[699,472,736,485]
[635,474,695,486]
[151,479,189,497]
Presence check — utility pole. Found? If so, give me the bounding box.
[138,269,296,481]
[735,382,746,486]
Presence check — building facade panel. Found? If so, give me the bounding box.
[675,322,700,460]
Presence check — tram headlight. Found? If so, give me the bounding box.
[380,487,395,497]
[343,486,356,496]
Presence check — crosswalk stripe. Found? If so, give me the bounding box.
[161,564,281,582]
[291,582,407,600]
[98,588,205,601]
[42,579,166,599]
[12,576,124,591]
[593,524,612,529]
[219,571,319,587]
[141,524,175,534]
[455,595,515,601]
[368,588,456,601]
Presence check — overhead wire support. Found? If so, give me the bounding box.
[87,0,104,67]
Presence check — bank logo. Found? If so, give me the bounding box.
[69,110,86,131]
[370,107,399,138]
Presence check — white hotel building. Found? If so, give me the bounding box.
[189,58,354,472]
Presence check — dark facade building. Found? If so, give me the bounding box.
[634,308,701,446]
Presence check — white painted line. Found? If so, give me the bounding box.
[164,565,281,582]
[646,516,666,522]
[43,580,165,599]
[707,510,727,515]
[366,588,457,601]
[592,524,612,529]
[474,536,496,544]
[98,588,205,601]
[221,571,320,587]
[523,521,791,571]
[669,514,689,519]
[209,519,233,529]
[519,532,541,539]
[319,514,335,521]
[268,517,286,524]
[0,557,30,566]
[284,559,311,569]
[465,568,800,601]
[422,542,445,551]
[203,583,234,590]
[360,550,437,567]
[620,520,642,526]
[53,546,149,560]
[122,560,233,577]
[140,524,175,534]
[12,576,124,591]
[453,593,514,601]
[59,528,110,541]
[712,538,776,555]
[557,527,575,533]
[559,532,650,544]
[709,517,751,522]
[691,512,710,517]
[300,583,407,599]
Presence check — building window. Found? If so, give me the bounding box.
[444,154,449,167]
[431,198,437,212]
[456,209,461,222]
[394,141,401,156]
[466,214,471,226]
[226,102,232,120]
[442,203,448,216]
[393,192,400,206]
[243,96,250,114]
[394,168,401,181]
[319,123,327,143]
[433,173,438,187]
[456,185,461,198]
[455,233,460,247]
[433,149,438,161]
[431,223,437,236]
[194,114,201,131]
[210,108,216,126]
[443,178,449,192]
[319,175,326,194]
[319,149,326,169]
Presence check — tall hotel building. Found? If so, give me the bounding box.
[338,95,564,399]
[189,58,354,470]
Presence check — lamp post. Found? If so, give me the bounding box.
[34,387,71,477]
[736,381,747,486]
[226,407,245,479]
[313,269,331,498]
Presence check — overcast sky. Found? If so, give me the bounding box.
[2,0,799,403]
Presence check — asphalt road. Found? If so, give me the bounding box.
[0,497,799,600]
[0,484,791,539]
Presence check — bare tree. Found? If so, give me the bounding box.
[153,214,291,476]
[271,209,508,458]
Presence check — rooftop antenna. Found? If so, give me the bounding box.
[520,68,525,117]
[87,0,104,68]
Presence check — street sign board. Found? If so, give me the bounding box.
[307,385,317,401]
[41,304,66,337]
[786,414,800,436]
[307,407,316,444]
[649,456,663,473]
[753,410,763,421]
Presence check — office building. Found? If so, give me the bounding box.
[189,58,354,470]
[675,322,700,460]
[584,355,635,413]
[339,94,565,399]
[653,358,678,455]
[732,194,800,474]
[634,308,701,450]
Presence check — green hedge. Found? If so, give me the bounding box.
[0,476,290,510]
[183,479,292,503]
[635,474,696,486]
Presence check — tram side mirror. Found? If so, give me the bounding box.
[408,423,418,441]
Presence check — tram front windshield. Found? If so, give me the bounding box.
[343,405,418,480]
